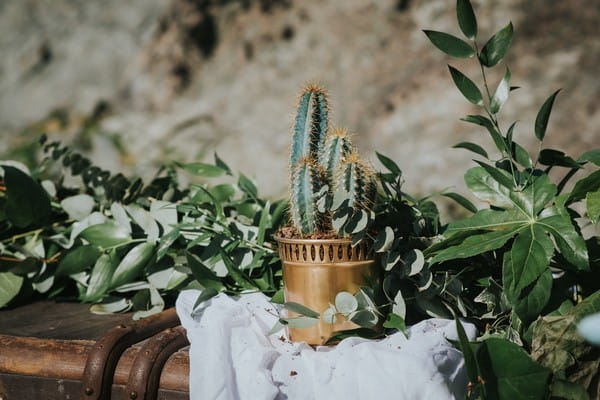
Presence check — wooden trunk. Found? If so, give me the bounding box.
[0,301,190,399]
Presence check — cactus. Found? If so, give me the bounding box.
[290,158,328,234]
[319,128,353,182]
[288,85,376,237]
[336,152,377,213]
[290,85,329,169]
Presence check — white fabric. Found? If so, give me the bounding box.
[176,290,477,400]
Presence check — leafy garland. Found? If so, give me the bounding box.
[1,1,599,398]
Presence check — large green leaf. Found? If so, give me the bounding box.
[464,166,512,208]
[110,242,155,288]
[0,272,24,308]
[56,245,102,277]
[423,30,475,58]
[80,221,132,248]
[456,0,477,39]
[175,161,227,177]
[503,225,553,297]
[453,141,489,159]
[448,66,483,105]
[534,90,561,141]
[3,166,51,228]
[83,251,119,303]
[479,22,514,67]
[538,215,589,270]
[586,190,600,224]
[431,229,521,264]
[510,268,553,323]
[447,209,527,233]
[478,338,551,399]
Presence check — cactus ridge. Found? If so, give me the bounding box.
[337,154,377,211]
[291,158,328,235]
[320,128,353,182]
[290,85,329,169]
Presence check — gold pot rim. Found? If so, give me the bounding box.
[274,234,355,245]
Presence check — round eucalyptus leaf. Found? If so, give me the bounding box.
[283,316,319,329]
[577,313,600,346]
[322,305,337,324]
[335,291,358,315]
[61,194,95,221]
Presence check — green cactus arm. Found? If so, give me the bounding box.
[290,85,329,168]
[320,128,353,182]
[337,154,377,212]
[290,159,327,235]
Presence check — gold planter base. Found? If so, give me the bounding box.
[276,236,379,345]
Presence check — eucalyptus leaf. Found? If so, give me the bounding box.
[335,291,358,315]
[534,89,561,141]
[405,249,425,276]
[349,310,379,328]
[490,67,511,114]
[80,221,132,248]
[374,226,394,253]
[479,22,514,67]
[284,302,320,318]
[56,244,102,277]
[423,30,475,58]
[322,305,338,324]
[61,194,95,221]
[456,0,477,39]
[453,142,489,159]
[448,66,483,106]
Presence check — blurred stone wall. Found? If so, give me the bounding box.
[1,0,598,204]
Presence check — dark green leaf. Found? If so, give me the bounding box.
[535,90,561,141]
[490,67,511,114]
[455,315,479,385]
[0,272,23,308]
[538,215,589,270]
[271,289,284,304]
[218,249,256,290]
[214,153,232,175]
[478,338,551,399]
[442,192,478,213]
[512,142,533,168]
[448,66,483,105]
[479,22,514,67]
[550,379,590,400]
[474,161,514,189]
[193,288,219,311]
[456,0,477,39]
[567,170,600,204]
[83,251,119,303]
[284,302,320,318]
[539,149,581,169]
[448,209,526,233]
[376,152,401,175]
[464,166,513,208]
[3,166,51,228]
[512,269,553,323]
[80,222,132,248]
[453,141,489,159]
[175,161,227,177]
[423,30,475,58]
[186,251,224,291]
[460,115,507,154]
[374,226,395,252]
[238,174,258,198]
[503,225,553,300]
[110,242,155,289]
[56,245,102,277]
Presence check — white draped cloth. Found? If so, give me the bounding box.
[176,290,476,400]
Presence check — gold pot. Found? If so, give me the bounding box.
[275,236,380,345]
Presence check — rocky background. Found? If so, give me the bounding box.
[1,0,598,210]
